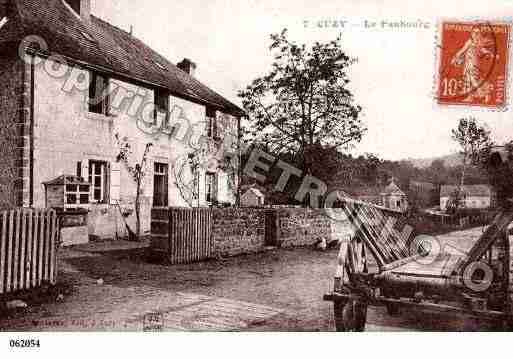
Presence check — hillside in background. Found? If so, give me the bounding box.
[405,153,463,168]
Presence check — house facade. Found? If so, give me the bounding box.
[440,185,495,211]
[0,0,243,239]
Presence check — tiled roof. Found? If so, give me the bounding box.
[381,181,406,196]
[0,0,243,116]
[440,185,492,198]
[43,174,89,185]
[246,188,265,198]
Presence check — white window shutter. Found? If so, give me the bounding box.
[110,162,121,204]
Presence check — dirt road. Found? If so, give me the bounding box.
[0,226,499,331]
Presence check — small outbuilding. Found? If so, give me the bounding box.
[241,187,265,207]
[381,179,409,212]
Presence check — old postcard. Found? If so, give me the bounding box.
[2,0,513,354]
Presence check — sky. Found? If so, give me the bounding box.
[92,0,513,161]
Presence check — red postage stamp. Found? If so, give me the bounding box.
[437,21,511,108]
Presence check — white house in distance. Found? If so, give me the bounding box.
[380,179,409,213]
[440,185,495,211]
[0,0,244,239]
[241,187,265,207]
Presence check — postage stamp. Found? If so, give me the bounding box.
[437,21,511,108]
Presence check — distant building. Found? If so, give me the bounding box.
[440,185,495,211]
[241,187,265,207]
[380,180,409,212]
[347,181,408,213]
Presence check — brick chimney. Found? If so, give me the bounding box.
[177,58,197,77]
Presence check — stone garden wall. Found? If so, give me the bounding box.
[211,207,352,257]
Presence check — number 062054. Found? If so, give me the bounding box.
[9,339,40,348]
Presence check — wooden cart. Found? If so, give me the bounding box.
[323,197,513,331]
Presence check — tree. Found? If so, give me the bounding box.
[239,29,365,174]
[450,117,493,212]
[115,134,153,240]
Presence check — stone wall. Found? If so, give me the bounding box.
[0,49,24,209]
[211,208,266,257]
[211,207,348,257]
[276,208,333,248]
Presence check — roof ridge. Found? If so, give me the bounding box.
[11,0,244,116]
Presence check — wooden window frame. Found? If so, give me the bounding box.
[88,160,109,204]
[153,162,169,207]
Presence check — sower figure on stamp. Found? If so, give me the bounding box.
[451,27,496,103]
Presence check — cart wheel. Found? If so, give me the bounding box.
[334,300,367,332]
[386,302,400,316]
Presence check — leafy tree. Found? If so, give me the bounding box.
[452,117,493,188]
[239,29,365,174]
[450,117,493,213]
[115,134,153,240]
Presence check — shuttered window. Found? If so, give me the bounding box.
[110,162,121,204]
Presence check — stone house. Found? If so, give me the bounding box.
[0,0,244,239]
[440,185,495,211]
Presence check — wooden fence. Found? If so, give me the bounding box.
[0,208,59,295]
[151,207,213,264]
